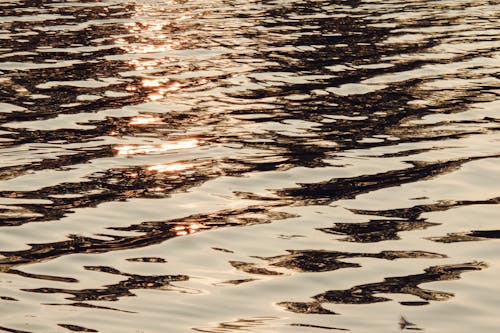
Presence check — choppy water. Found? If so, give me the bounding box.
[0,0,499,332]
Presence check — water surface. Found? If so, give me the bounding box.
[0,0,499,332]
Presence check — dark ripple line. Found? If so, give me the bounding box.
[279,261,488,313]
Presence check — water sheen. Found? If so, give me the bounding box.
[0,0,499,332]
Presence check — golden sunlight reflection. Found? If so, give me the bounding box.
[129,115,163,125]
[127,58,174,71]
[148,92,165,101]
[148,186,165,192]
[146,81,183,101]
[173,223,204,236]
[115,15,187,100]
[147,162,195,173]
[142,78,170,88]
[114,138,199,156]
[148,159,210,174]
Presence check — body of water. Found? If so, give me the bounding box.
[0,0,499,332]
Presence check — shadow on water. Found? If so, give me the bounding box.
[23,265,189,302]
[279,261,487,314]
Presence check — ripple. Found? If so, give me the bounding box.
[0,0,499,332]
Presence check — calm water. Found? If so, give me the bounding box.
[0,0,499,332]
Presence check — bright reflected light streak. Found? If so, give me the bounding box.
[149,186,165,192]
[173,223,204,236]
[142,78,169,87]
[129,115,162,125]
[146,81,183,101]
[148,93,164,101]
[114,138,199,156]
[147,162,195,173]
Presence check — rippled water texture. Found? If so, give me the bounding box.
[0,0,499,332]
